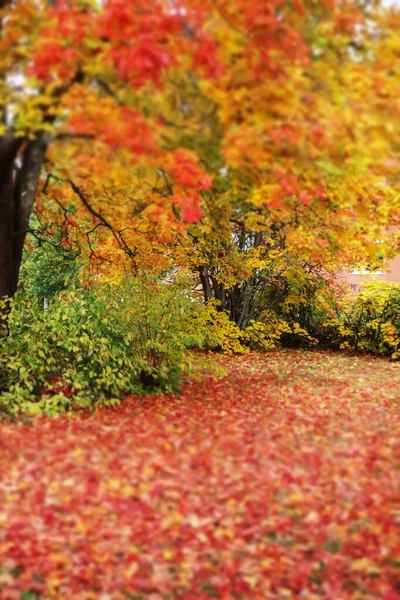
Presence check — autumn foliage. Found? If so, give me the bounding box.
[0,352,399,599]
[2,0,400,297]
[1,1,400,597]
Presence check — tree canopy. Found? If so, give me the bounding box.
[1,0,400,303]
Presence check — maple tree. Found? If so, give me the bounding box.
[1,3,400,595]
[0,0,214,300]
[170,0,400,327]
[1,0,400,310]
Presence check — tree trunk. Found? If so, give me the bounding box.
[0,134,48,301]
[199,266,212,303]
[0,135,22,300]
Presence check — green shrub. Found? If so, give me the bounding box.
[192,299,317,354]
[0,273,216,417]
[19,225,80,305]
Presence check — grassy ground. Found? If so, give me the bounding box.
[0,350,399,599]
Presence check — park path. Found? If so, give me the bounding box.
[0,351,399,599]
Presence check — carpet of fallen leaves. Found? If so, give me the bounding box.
[0,350,399,600]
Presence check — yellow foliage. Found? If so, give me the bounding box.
[200,300,248,355]
[244,316,291,350]
[326,281,400,359]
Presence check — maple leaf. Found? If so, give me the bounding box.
[176,193,203,223]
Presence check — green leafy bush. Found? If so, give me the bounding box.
[192,299,316,354]
[244,313,318,350]
[19,225,81,306]
[0,274,215,417]
[240,272,327,349]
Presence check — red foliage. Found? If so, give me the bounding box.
[192,36,224,79]
[32,0,182,89]
[170,150,213,191]
[0,351,399,598]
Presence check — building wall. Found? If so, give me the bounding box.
[344,254,400,285]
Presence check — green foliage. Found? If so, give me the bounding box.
[0,273,216,417]
[238,272,326,349]
[244,313,318,350]
[212,275,400,357]
[19,234,80,305]
[0,290,138,417]
[3,260,398,421]
[266,275,340,348]
[113,274,216,389]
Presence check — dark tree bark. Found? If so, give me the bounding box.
[197,232,268,330]
[199,266,212,303]
[0,133,48,300]
[0,135,23,299]
[0,0,85,313]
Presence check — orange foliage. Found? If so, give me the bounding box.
[2,0,400,278]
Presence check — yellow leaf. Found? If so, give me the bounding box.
[127,562,139,578]
[108,478,121,490]
[284,490,304,505]
[50,552,70,566]
[350,557,380,575]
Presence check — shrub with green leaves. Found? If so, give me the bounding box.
[0,273,215,417]
[247,274,400,357]
[19,224,81,306]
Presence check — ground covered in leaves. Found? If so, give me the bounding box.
[0,350,399,600]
